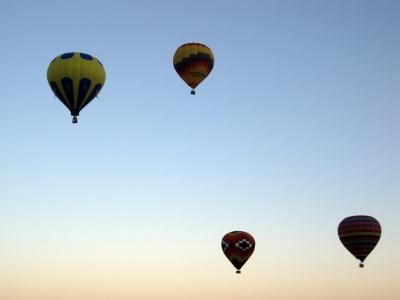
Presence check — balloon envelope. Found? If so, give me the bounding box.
[173,43,214,94]
[338,215,381,267]
[221,231,255,273]
[47,52,106,123]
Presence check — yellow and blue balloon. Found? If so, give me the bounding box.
[47,52,106,123]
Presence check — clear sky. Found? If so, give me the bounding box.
[0,0,399,299]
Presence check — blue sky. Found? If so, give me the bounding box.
[0,1,399,299]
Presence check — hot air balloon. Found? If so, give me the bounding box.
[47,52,106,123]
[173,43,214,95]
[338,215,381,268]
[221,231,255,274]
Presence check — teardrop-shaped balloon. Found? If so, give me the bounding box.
[173,43,214,95]
[221,231,255,274]
[338,215,381,267]
[47,52,106,123]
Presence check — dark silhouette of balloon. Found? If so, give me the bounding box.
[221,231,255,274]
[173,43,214,95]
[47,52,106,123]
[338,215,381,268]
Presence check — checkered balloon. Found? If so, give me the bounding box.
[221,231,255,274]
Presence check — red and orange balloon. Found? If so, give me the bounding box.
[173,43,214,94]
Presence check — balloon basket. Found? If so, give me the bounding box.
[359,262,364,268]
[191,90,195,95]
[236,270,241,274]
[72,116,78,124]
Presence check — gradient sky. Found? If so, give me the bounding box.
[0,0,399,299]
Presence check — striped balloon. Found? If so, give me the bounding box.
[173,43,214,94]
[338,215,381,267]
[222,231,255,274]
